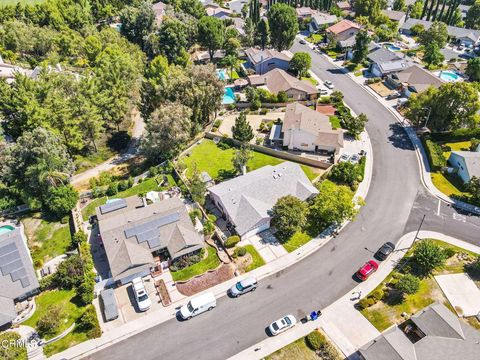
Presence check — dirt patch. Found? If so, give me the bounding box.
[233,254,253,274]
[176,264,235,296]
[368,82,395,97]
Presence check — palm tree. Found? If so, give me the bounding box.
[222,55,238,79]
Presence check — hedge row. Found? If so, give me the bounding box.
[423,138,446,171]
[429,128,480,142]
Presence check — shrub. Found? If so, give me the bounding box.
[469,255,480,274]
[396,273,420,295]
[92,187,104,198]
[98,171,114,186]
[259,108,268,115]
[118,180,129,191]
[443,247,457,259]
[214,119,222,128]
[306,331,326,351]
[277,90,288,103]
[73,231,87,246]
[37,304,62,336]
[251,99,261,110]
[318,96,331,104]
[366,297,377,306]
[413,239,447,275]
[39,275,56,291]
[357,298,370,309]
[203,220,215,235]
[55,255,85,289]
[423,138,446,171]
[208,214,217,223]
[78,305,101,338]
[225,235,240,248]
[371,289,384,301]
[78,273,96,305]
[366,77,381,84]
[106,182,119,196]
[233,246,247,257]
[170,251,204,271]
[189,209,202,224]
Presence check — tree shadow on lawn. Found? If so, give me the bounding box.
[217,169,237,181]
[387,123,415,151]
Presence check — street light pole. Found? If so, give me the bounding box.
[414,214,426,241]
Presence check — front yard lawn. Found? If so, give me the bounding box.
[23,289,86,340]
[306,33,323,44]
[43,327,90,357]
[282,232,312,253]
[266,337,317,360]
[301,76,318,85]
[329,115,342,129]
[81,175,177,221]
[181,139,319,182]
[244,245,266,272]
[22,214,72,269]
[431,172,468,198]
[171,245,221,282]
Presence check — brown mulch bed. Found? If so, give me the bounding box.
[176,264,235,296]
[155,279,171,306]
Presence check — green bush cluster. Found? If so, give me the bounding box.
[423,138,446,171]
[395,273,420,295]
[225,235,240,248]
[170,249,205,271]
[77,305,101,338]
[233,246,247,257]
[366,77,382,84]
[429,128,480,142]
[306,330,326,351]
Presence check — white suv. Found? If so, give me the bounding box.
[132,277,152,312]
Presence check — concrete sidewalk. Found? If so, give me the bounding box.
[230,231,480,360]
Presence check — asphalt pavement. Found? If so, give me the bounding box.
[89,42,478,360]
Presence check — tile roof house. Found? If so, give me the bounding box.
[151,1,166,25]
[448,150,480,183]
[247,68,318,100]
[326,20,361,48]
[96,196,204,284]
[367,44,413,77]
[400,18,480,46]
[386,64,444,97]
[0,227,39,327]
[310,12,338,32]
[244,47,292,75]
[282,103,344,154]
[209,162,318,238]
[359,302,480,360]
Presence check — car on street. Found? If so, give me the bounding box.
[179,292,216,320]
[339,153,350,163]
[324,80,334,89]
[131,277,152,312]
[356,260,378,281]
[375,242,395,261]
[268,315,297,336]
[317,86,328,95]
[299,39,307,45]
[349,154,360,164]
[229,277,258,297]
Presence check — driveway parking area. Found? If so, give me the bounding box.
[218,111,285,139]
[435,273,480,317]
[339,130,369,159]
[238,230,287,263]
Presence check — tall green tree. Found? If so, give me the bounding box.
[232,145,253,174]
[419,21,448,48]
[232,112,254,143]
[465,0,480,29]
[120,1,156,51]
[222,54,238,78]
[190,163,207,205]
[198,16,225,61]
[271,195,308,242]
[466,57,480,82]
[158,17,189,64]
[352,30,370,64]
[413,239,447,276]
[290,52,311,77]
[256,18,270,50]
[423,42,444,67]
[267,3,299,51]
[393,0,406,11]
[468,176,480,204]
[410,0,424,19]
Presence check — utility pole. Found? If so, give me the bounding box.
[397,214,426,272]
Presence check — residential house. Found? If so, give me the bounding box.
[96,196,204,285]
[0,227,39,327]
[296,6,317,19]
[309,12,338,33]
[209,162,318,238]
[400,18,480,46]
[205,3,233,18]
[367,44,412,77]
[247,68,318,101]
[227,0,248,14]
[448,150,480,183]
[336,1,352,12]
[244,47,292,75]
[381,9,406,26]
[231,17,245,36]
[281,103,344,154]
[152,1,166,25]
[386,64,444,97]
[359,302,480,360]
[326,19,361,49]
[193,49,226,63]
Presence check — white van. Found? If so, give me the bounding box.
[179,292,216,320]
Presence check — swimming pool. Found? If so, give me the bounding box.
[0,225,15,236]
[223,87,235,104]
[439,70,460,82]
[388,45,401,51]
[216,69,229,81]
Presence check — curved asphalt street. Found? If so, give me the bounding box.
[90,42,480,360]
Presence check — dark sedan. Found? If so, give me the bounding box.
[375,242,395,261]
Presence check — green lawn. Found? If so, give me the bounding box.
[329,115,342,129]
[81,175,177,221]
[23,290,86,340]
[230,69,240,80]
[22,215,72,269]
[244,245,266,272]
[282,232,312,253]
[306,33,323,44]
[441,140,472,160]
[171,245,221,282]
[0,0,44,5]
[181,139,319,182]
[43,328,90,357]
[266,337,317,360]
[431,173,468,198]
[301,76,318,85]
[74,148,115,175]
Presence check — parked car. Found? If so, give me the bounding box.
[397,98,408,107]
[179,292,216,320]
[387,91,401,100]
[132,277,152,312]
[349,154,360,164]
[100,289,119,321]
[375,242,395,261]
[229,277,258,297]
[324,80,334,89]
[299,39,307,45]
[268,315,297,336]
[318,88,328,95]
[339,153,350,163]
[356,260,379,281]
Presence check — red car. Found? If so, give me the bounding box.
[356,260,378,281]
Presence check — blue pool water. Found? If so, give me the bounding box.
[216,69,228,81]
[223,87,235,104]
[0,225,15,236]
[439,71,460,82]
[388,45,401,51]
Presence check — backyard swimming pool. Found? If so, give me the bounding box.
[0,225,15,236]
[223,87,235,104]
[438,70,460,82]
[216,69,229,81]
[383,43,401,51]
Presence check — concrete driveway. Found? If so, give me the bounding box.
[436,273,480,317]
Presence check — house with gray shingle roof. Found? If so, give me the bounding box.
[367,44,413,77]
[244,47,292,75]
[0,227,39,327]
[448,150,480,183]
[386,64,444,96]
[209,162,318,239]
[359,302,480,360]
[96,196,204,284]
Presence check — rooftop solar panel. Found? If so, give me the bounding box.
[0,241,31,289]
[99,199,127,215]
[124,212,180,249]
